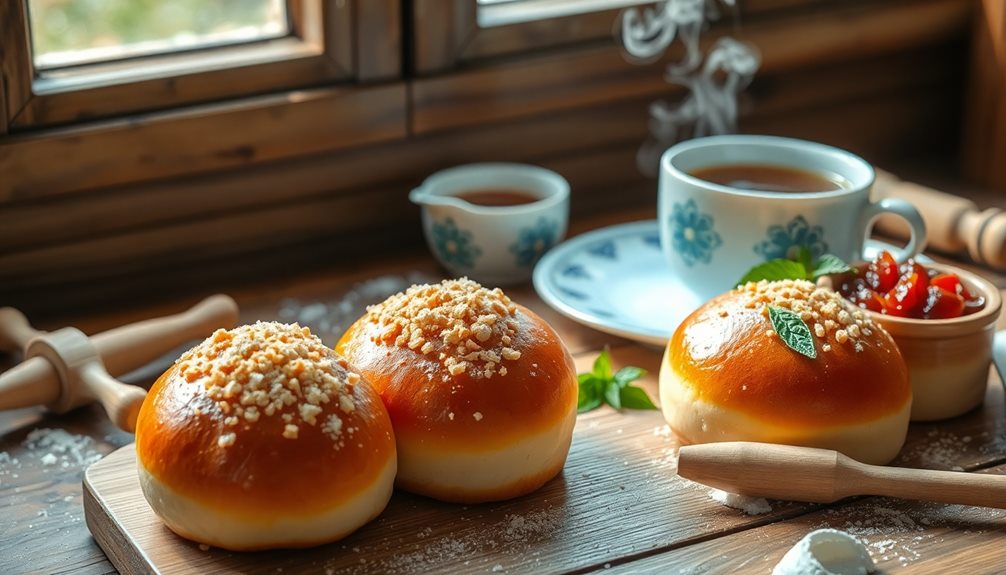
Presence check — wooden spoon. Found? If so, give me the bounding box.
[678,441,1006,509]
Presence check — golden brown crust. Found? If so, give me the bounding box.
[668,281,911,428]
[135,324,396,518]
[337,302,577,450]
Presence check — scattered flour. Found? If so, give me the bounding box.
[23,428,103,468]
[708,488,773,515]
[325,506,564,574]
[0,429,102,534]
[277,273,434,343]
[820,504,935,567]
[501,509,563,543]
[896,429,967,471]
[650,425,680,471]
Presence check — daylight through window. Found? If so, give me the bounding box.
[28,0,289,69]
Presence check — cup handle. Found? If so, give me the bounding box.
[859,197,928,263]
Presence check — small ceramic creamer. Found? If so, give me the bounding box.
[410,163,570,286]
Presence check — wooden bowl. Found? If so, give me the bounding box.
[859,262,1002,421]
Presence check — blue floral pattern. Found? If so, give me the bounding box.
[642,233,661,250]
[588,240,617,259]
[510,218,559,268]
[557,286,588,300]
[562,264,591,279]
[754,215,828,261]
[431,218,481,268]
[670,199,722,266]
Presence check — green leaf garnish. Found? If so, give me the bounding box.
[576,375,604,412]
[795,246,814,274]
[593,348,613,379]
[812,254,854,278]
[613,366,646,387]
[768,305,817,359]
[604,381,622,409]
[736,259,810,286]
[577,347,657,413]
[619,386,659,410]
[737,252,853,286]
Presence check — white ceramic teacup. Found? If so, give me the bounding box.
[410,163,570,286]
[658,135,928,301]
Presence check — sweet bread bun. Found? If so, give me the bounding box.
[336,278,577,503]
[135,322,396,551]
[660,280,911,465]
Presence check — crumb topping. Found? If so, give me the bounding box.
[175,321,360,448]
[361,278,523,379]
[737,279,877,353]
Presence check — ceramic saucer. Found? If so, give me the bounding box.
[533,220,923,346]
[532,221,699,346]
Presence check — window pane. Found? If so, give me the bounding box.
[28,0,289,70]
[477,0,648,27]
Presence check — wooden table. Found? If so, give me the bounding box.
[3,207,1006,575]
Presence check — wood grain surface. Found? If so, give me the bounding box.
[601,462,1006,574]
[3,205,1006,575]
[410,0,968,134]
[80,368,1006,575]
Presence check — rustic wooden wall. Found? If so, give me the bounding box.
[0,0,972,317]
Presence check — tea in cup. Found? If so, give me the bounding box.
[658,135,928,300]
[410,163,570,286]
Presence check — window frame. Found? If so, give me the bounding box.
[411,0,845,75]
[413,0,644,74]
[408,0,969,136]
[1,0,400,131]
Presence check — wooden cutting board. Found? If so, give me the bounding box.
[81,361,813,575]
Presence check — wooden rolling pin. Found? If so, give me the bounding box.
[0,294,239,431]
[678,441,1006,509]
[873,169,1006,269]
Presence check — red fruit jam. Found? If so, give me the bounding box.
[837,251,985,319]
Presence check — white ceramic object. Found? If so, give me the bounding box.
[532,219,915,346]
[533,221,702,346]
[410,163,570,286]
[658,135,928,301]
[772,529,875,575]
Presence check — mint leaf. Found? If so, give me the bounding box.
[613,366,646,387]
[577,375,604,413]
[796,246,814,273]
[577,395,603,413]
[576,350,657,413]
[620,385,659,410]
[812,253,854,278]
[592,346,613,379]
[737,259,809,286]
[604,381,622,409]
[768,305,817,359]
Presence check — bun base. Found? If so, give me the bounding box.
[659,359,910,465]
[395,407,576,504]
[137,457,396,551]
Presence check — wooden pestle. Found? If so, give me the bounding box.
[0,295,239,428]
[678,441,1006,510]
[872,169,1006,269]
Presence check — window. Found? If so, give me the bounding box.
[1,0,399,130]
[0,0,403,201]
[29,0,290,69]
[414,0,651,74]
[476,0,647,27]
